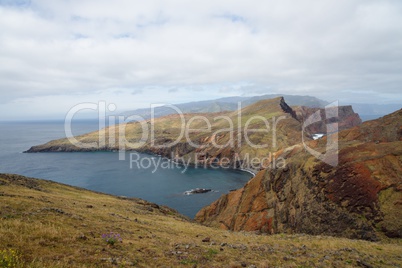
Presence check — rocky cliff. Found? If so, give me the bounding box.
[26,97,361,172]
[195,109,402,241]
[294,105,361,135]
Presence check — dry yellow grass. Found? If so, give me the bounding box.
[26,98,304,163]
[1,173,402,267]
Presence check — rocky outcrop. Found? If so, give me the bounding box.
[294,105,361,135]
[184,188,212,195]
[196,109,402,241]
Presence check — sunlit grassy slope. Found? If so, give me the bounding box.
[1,174,402,267]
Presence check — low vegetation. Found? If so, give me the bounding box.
[1,174,402,267]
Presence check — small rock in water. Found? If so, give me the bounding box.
[184,188,212,195]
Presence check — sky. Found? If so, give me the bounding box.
[0,0,401,120]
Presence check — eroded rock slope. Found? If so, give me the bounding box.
[196,109,402,241]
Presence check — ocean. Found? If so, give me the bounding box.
[0,120,252,218]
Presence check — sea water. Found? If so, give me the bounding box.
[0,120,252,218]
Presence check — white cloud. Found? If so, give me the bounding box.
[0,0,401,119]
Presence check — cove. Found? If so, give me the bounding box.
[0,121,252,218]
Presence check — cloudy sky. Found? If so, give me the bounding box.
[0,0,401,120]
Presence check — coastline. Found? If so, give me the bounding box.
[26,146,258,179]
[239,168,257,176]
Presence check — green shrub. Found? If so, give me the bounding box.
[0,249,21,268]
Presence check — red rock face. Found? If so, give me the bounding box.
[326,162,381,212]
[294,105,362,135]
[196,109,402,241]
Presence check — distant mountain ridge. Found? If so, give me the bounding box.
[120,94,400,122]
[349,103,402,116]
[121,94,329,119]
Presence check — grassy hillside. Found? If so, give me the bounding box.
[25,97,305,174]
[1,174,402,267]
[25,97,361,176]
